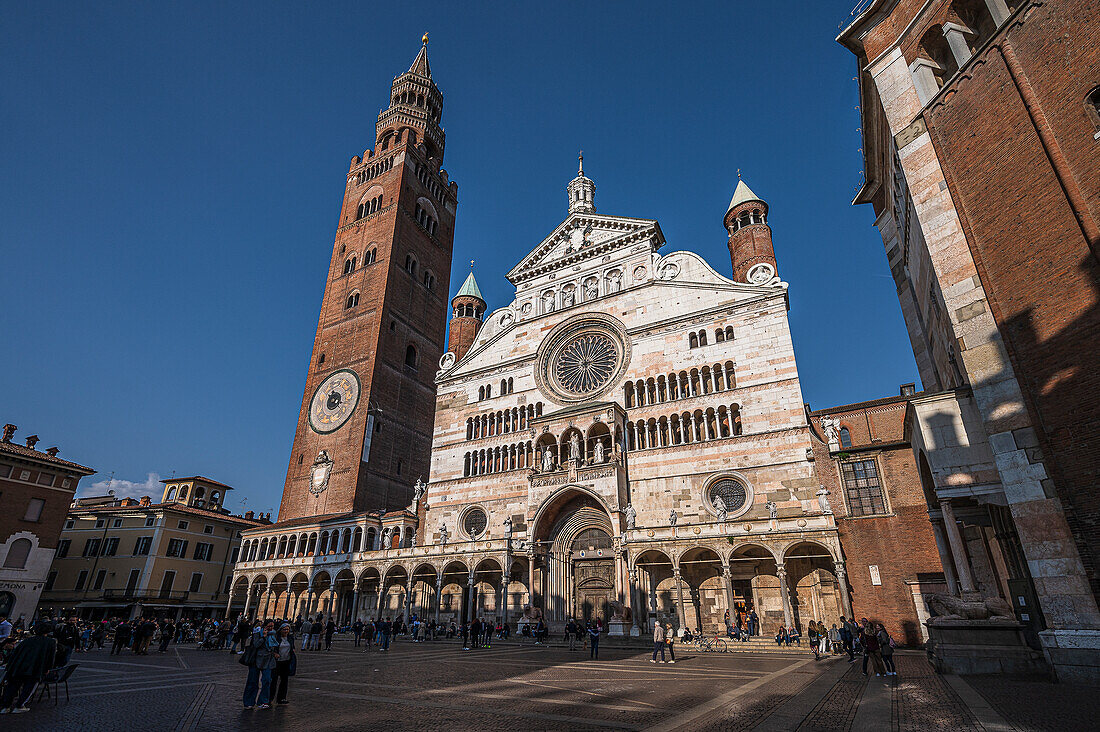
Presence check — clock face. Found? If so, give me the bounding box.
[308,369,361,434]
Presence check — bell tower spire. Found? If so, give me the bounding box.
[724,176,778,284]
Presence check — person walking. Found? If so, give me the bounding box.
[859,620,886,677]
[54,617,78,666]
[808,621,821,660]
[470,617,481,649]
[650,621,667,663]
[324,618,335,651]
[828,623,840,655]
[876,624,897,676]
[243,620,279,709]
[0,625,57,714]
[566,619,577,651]
[300,617,312,652]
[310,617,323,651]
[664,623,676,664]
[111,620,132,656]
[352,619,363,647]
[749,609,759,636]
[838,617,855,661]
[380,617,392,651]
[460,621,470,651]
[588,622,600,660]
[158,620,175,653]
[272,623,298,704]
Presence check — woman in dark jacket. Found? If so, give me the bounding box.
[272,623,297,704]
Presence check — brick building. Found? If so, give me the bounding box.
[808,388,948,646]
[278,36,458,522]
[839,0,1100,679]
[0,424,95,624]
[39,476,264,620]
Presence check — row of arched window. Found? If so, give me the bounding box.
[391,88,440,122]
[689,327,734,349]
[342,248,377,275]
[625,404,743,450]
[466,402,544,440]
[241,524,417,561]
[353,156,393,185]
[414,203,438,235]
[357,194,382,219]
[728,208,766,233]
[463,441,536,477]
[454,303,483,319]
[910,0,1015,104]
[416,163,445,201]
[623,362,736,408]
[378,126,419,153]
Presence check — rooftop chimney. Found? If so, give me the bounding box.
[244,510,255,520]
[2,424,15,443]
[139,496,151,507]
[25,435,40,450]
[46,446,60,458]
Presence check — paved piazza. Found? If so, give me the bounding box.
[7,637,1098,731]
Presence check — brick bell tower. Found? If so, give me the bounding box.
[724,176,778,284]
[447,270,485,362]
[279,35,458,521]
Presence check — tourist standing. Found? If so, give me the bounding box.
[838,617,855,661]
[749,609,759,636]
[111,620,132,655]
[876,624,897,676]
[272,623,297,704]
[352,619,363,647]
[310,617,323,651]
[0,625,57,714]
[300,617,312,652]
[460,620,470,650]
[860,620,886,676]
[380,618,392,651]
[54,617,78,665]
[808,621,821,659]
[588,622,600,660]
[470,617,481,649]
[566,619,577,651]
[243,620,279,709]
[159,620,175,653]
[324,618,335,650]
[665,623,676,664]
[651,621,667,663]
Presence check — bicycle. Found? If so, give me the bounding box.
[693,634,728,653]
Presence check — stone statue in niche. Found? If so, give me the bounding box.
[766,501,779,520]
[570,432,582,461]
[503,516,513,535]
[584,280,599,300]
[543,292,555,313]
[607,271,622,292]
[542,447,555,472]
[816,487,832,514]
[593,440,605,464]
[669,509,678,527]
[561,288,575,307]
[624,503,637,530]
[439,524,448,544]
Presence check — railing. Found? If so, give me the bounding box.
[102,589,190,601]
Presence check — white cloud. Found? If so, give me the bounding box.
[80,472,163,501]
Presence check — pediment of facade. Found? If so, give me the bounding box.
[506,213,663,285]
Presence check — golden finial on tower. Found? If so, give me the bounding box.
[422,32,429,45]
[738,168,742,180]
[470,259,475,270]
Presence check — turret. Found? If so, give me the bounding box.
[724,177,778,284]
[448,271,485,361]
[566,153,596,214]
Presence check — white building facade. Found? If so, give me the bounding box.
[231,169,852,636]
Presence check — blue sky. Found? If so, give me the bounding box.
[0,1,916,514]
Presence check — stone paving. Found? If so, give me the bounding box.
[3,639,1097,730]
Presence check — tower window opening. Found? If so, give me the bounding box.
[343,257,356,274]
[364,248,377,265]
[345,292,360,309]
[1086,86,1100,134]
[405,344,418,371]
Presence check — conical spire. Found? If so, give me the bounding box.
[727,178,764,212]
[455,271,484,302]
[409,33,432,78]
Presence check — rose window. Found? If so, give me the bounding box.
[552,333,618,396]
[709,479,747,513]
[463,508,487,538]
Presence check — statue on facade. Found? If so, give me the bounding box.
[570,432,582,462]
[503,516,513,535]
[714,495,727,523]
[585,281,599,300]
[542,446,555,472]
[816,486,833,514]
[669,509,678,527]
[624,503,637,530]
[561,288,575,307]
[608,600,633,623]
[593,439,605,464]
[413,478,427,502]
[439,524,448,544]
[820,416,840,447]
[766,501,779,520]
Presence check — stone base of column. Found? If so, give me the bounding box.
[607,620,627,637]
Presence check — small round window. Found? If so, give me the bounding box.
[463,507,488,538]
[709,479,747,514]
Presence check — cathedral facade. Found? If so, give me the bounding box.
[227,41,950,640]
